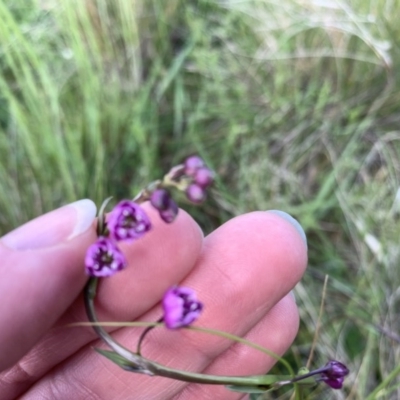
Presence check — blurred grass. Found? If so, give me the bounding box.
[1,0,400,398]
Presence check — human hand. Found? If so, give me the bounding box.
[0,200,307,399]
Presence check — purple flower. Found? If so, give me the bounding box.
[162,286,203,329]
[319,361,349,389]
[150,188,179,223]
[184,155,205,176]
[85,237,127,277]
[107,200,151,241]
[185,183,206,204]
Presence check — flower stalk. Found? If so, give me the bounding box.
[83,277,336,392]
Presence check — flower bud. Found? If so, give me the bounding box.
[194,167,214,188]
[184,155,204,176]
[150,189,171,211]
[320,360,349,389]
[185,183,206,204]
[159,198,179,223]
[150,188,179,223]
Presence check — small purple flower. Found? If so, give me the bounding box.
[162,286,203,329]
[107,200,151,241]
[185,183,206,204]
[85,237,127,277]
[194,167,214,188]
[184,155,205,176]
[319,361,349,389]
[150,188,179,223]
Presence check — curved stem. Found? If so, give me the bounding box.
[84,278,155,375]
[137,317,163,355]
[83,279,304,388]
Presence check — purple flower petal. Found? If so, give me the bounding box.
[107,200,151,241]
[162,286,203,329]
[85,237,127,277]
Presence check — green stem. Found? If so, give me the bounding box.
[84,278,155,375]
[136,317,163,355]
[96,197,113,236]
[84,278,305,388]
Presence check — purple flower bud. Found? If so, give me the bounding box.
[184,155,204,176]
[322,377,345,389]
[324,361,349,378]
[150,189,171,211]
[162,286,203,329]
[85,237,127,277]
[185,183,206,204]
[320,361,349,389]
[194,167,214,188]
[107,200,151,241]
[159,198,179,223]
[150,188,179,223]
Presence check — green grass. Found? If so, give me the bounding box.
[1,0,400,398]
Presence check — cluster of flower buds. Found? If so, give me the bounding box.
[148,155,215,223]
[183,155,214,203]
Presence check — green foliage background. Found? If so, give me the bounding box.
[1,0,400,398]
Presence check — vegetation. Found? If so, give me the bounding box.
[1,0,400,398]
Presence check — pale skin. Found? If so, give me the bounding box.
[0,200,307,399]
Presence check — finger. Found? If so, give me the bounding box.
[1,204,203,399]
[0,200,97,372]
[24,211,307,399]
[174,294,298,400]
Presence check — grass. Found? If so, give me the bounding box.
[1,0,400,398]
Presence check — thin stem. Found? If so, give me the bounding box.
[97,197,113,236]
[83,281,305,388]
[287,366,330,384]
[186,326,294,376]
[84,278,155,375]
[137,317,163,355]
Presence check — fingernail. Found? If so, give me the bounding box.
[266,210,307,245]
[1,199,97,250]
